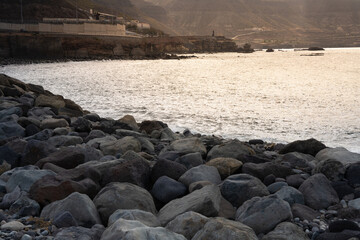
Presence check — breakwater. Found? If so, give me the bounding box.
[0,33,238,62]
[0,73,359,239]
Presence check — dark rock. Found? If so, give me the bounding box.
[25,123,41,136]
[242,162,293,181]
[9,195,40,217]
[27,107,55,120]
[279,138,326,156]
[0,145,20,168]
[329,220,360,233]
[235,195,292,234]
[175,152,203,169]
[264,174,276,186]
[0,121,25,140]
[315,230,360,240]
[0,186,21,209]
[170,138,207,156]
[207,139,254,161]
[53,211,78,228]
[151,176,187,203]
[249,139,264,145]
[101,154,151,189]
[275,186,305,206]
[93,182,157,225]
[346,162,360,187]
[25,128,53,141]
[331,181,354,199]
[41,192,101,227]
[291,203,320,221]
[40,118,69,129]
[35,94,65,109]
[314,159,345,181]
[267,182,288,194]
[286,174,306,188]
[158,185,221,225]
[84,129,106,143]
[35,147,85,169]
[20,140,56,166]
[71,117,92,132]
[281,152,315,173]
[139,120,167,134]
[189,181,213,192]
[158,151,181,161]
[241,154,273,164]
[0,107,22,120]
[337,207,360,220]
[178,165,221,187]
[118,115,139,131]
[221,173,269,208]
[47,135,83,147]
[316,147,360,166]
[262,222,309,240]
[151,159,187,183]
[108,209,160,227]
[99,136,141,155]
[206,157,243,179]
[54,224,105,240]
[299,173,339,209]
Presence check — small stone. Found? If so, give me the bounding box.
[340,199,347,208]
[41,230,49,236]
[312,226,320,232]
[294,217,300,222]
[21,234,32,240]
[0,221,25,231]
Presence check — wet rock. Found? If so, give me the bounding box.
[346,162,360,187]
[100,136,141,155]
[55,224,105,240]
[35,147,85,169]
[207,140,254,161]
[299,173,339,209]
[41,192,101,227]
[151,159,187,183]
[108,209,160,227]
[170,138,207,156]
[291,203,320,221]
[6,169,56,192]
[274,186,305,206]
[175,152,203,169]
[100,218,186,240]
[316,147,360,166]
[158,185,221,225]
[93,182,157,224]
[165,211,209,240]
[235,195,292,234]
[52,211,78,228]
[262,222,309,240]
[267,182,288,194]
[192,217,258,240]
[206,157,242,179]
[242,162,293,181]
[0,121,25,140]
[151,176,187,203]
[178,165,221,187]
[221,174,269,208]
[279,138,326,156]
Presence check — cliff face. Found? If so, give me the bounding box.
[0,33,238,62]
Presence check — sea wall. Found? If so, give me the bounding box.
[0,33,238,61]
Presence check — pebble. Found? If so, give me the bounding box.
[21,234,32,240]
[340,199,347,208]
[0,221,25,231]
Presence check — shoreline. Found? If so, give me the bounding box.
[0,73,359,239]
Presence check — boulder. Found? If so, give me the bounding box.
[331,181,354,199]
[291,203,320,221]
[40,118,69,129]
[221,174,269,208]
[316,147,360,166]
[93,182,157,224]
[100,218,186,240]
[100,136,141,155]
[53,211,78,228]
[242,162,293,181]
[206,157,243,179]
[313,159,345,181]
[267,182,288,194]
[286,174,306,188]
[207,140,254,161]
[55,224,105,240]
[262,222,309,240]
[35,94,65,109]
[118,115,139,131]
[235,195,292,234]
[47,135,83,148]
[0,221,25,231]
[0,186,22,209]
[40,192,101,228]
[85,130,106,143]
[101,155,150,189]
[158,185,221,225]
[151,176,187,203]
[71,117,92,132]
[0,121,25,140]
[175,152,203,169]
[298,173,339,209]
[9,195,40,217]
[0,145,20,168]
[35,147,85,169]
[279,138,326,156]
[160,127,178,141]
[170,138,207,156]
[192,217,258,240]
[329,220,360,233]
[151,159,187,183]
[165,211,209,240]
[27,107,55,120]
[0,107,22,120]
[87,135,117,148]
[139,120,167,134]
[274,186,305,206]
[348,198,360,210]
[315,230,360,240]
[108,209,160,227]
[345,162,360,187]
[281,152,315,173]
[6,169,56,193]
[178,165,221,187]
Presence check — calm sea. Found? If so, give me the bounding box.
[1,49,360,153]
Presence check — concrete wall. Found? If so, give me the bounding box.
[0,22,125,36]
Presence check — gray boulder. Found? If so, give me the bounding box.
[206,157,243,179]
[192,217,258,240]
[170,138,207,156]
[279,138,326,156]
[41,192,101,228]
[53,211,78,228]
[221,174,269,208]
[262,222,309,240]
[47,135,83,148]
[175,152,203,169]
[316,147,360,166]
[207,140,254,161]
[178,165,221,187]
[108,209,160,227]
[348,198,360,210]
[291,203,320,221]
[100,136,141,155]
[299,173,339,209]
[20,140,56,166]
[267,182,288,194]
[158,185,221,225]
[242,162,293,181]
[235,195,292,234]
[151,176,187,203]
[9,195,40,217]
[165,211,209,240]
[274,186,305,206]
[0,186,22,209]
[281,152,315,173]
[313,159,345,181]
[6,169,56,192]
[0,121,25,140]
[100,219,186,240]
[55,224,105,240]
[93,182,157,224]
[40,118,69,129]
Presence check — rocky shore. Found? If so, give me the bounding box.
[0,73,359,240]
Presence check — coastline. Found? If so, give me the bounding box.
[0,73,359,239]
